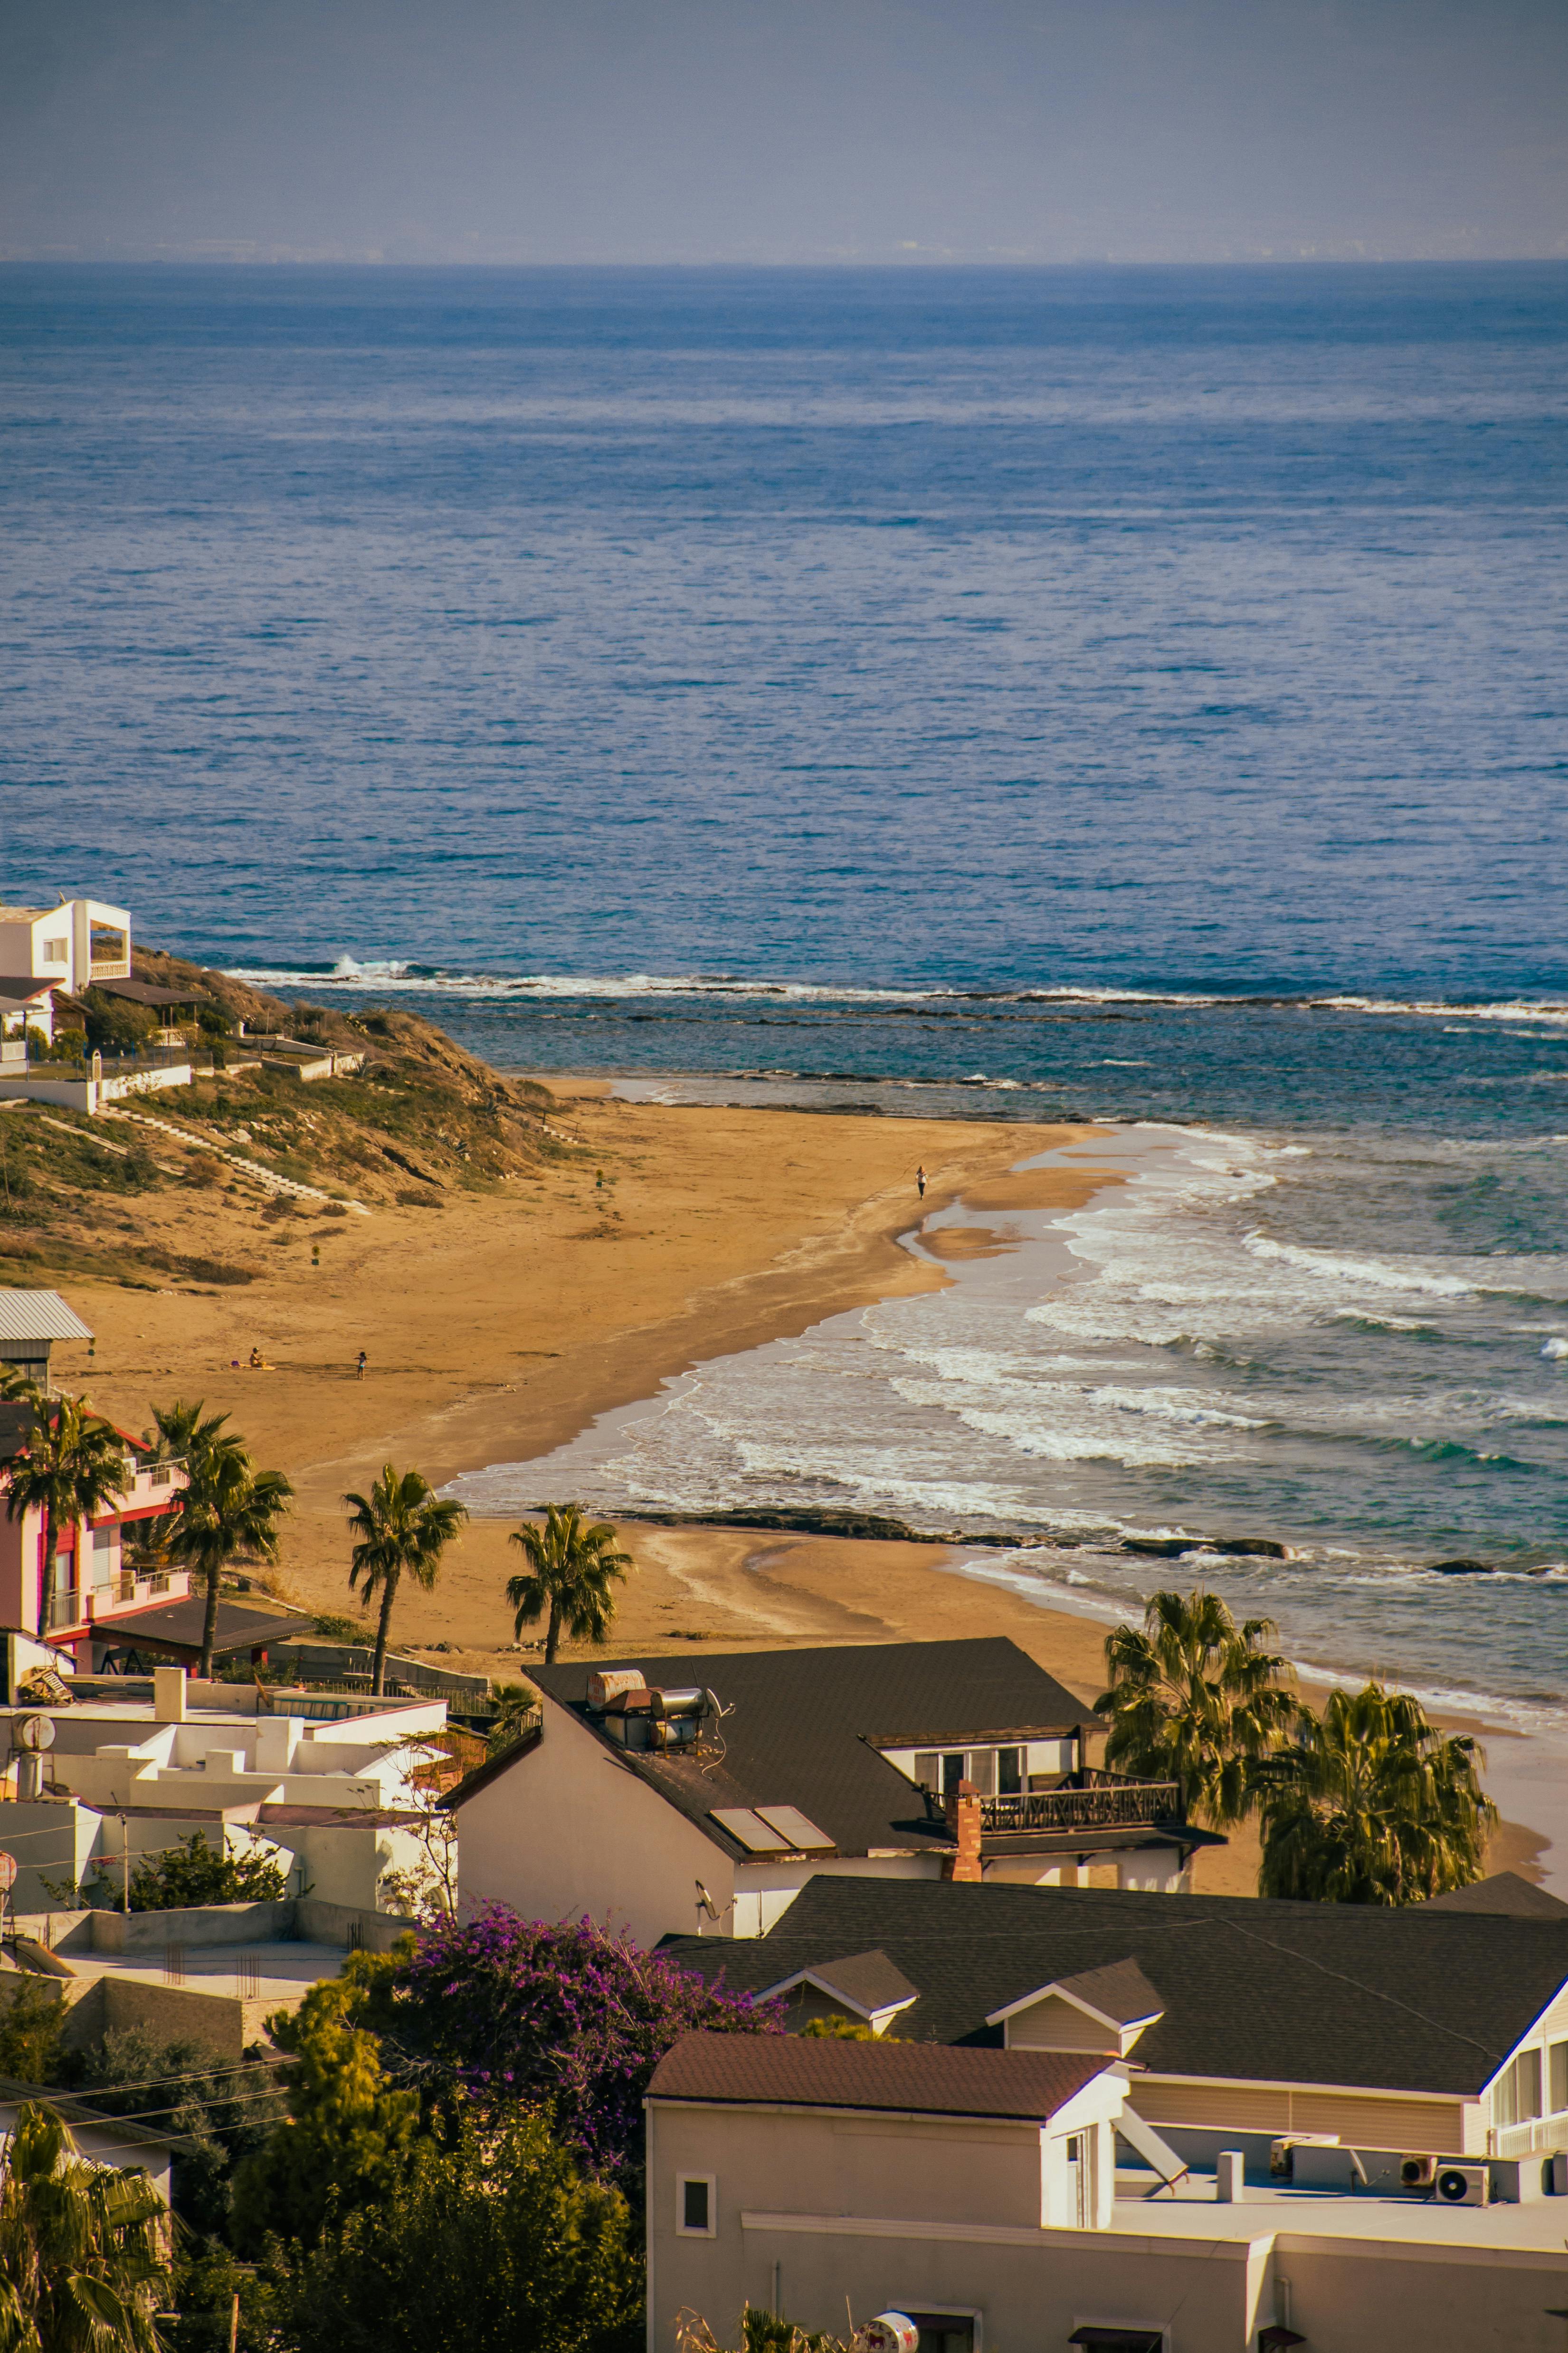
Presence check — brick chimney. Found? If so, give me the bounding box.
[941,1779,983,1884]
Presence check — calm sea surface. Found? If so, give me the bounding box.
[3,263,1568,1719]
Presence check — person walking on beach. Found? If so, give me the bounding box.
[916,1165,927,1200]
[356,1349,367,1381]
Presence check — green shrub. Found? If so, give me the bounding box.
[82,987,158,1052]
[125,1831,290,1913]
[311,1611,367,1643]
[0,1978,67,2079]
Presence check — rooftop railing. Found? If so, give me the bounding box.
[958,1768,1186,1838]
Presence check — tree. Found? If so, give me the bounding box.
[126,1830,290,1913]
[1095,1587,1296,1829]
[3,1393,128,1639]
[389,1906,781,2191]
[154,1401,293,1677]
[80,989,157,1056]
[506,1505,631,1666]
[343,1466,468,1697]
[485,1681,541,1760]
[0,2101,171,2352]
[269,2109,641,2353]
[230,1952,420,2255]
[1256,1682,1499,1905]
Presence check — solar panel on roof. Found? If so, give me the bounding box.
[709,1807,791,1853]
[754,1804,835,1852]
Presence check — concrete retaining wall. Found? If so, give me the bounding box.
[296,1896,418,1953]
[90,1899,294,1952]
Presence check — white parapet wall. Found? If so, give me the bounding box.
[0,1065,194,1113]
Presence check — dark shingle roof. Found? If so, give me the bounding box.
[649,2030,1108,2121]
[1044,1957,1165,2029]
[1423,1871,1568,1921]
[660,1874,1568,2099]
[524,1639,1100,1862]
[758,1948,918,2017]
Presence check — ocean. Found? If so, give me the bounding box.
[4,260,1568,1728]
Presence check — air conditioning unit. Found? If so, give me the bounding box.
[1434,2164,1489,2207]
[1399,2154,1438,2190]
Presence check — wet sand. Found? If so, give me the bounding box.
[60,1082,1547,1896]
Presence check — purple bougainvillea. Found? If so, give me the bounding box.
[390,1905,782,2184]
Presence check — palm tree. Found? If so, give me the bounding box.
[3,1394,129,1639]
[0,2100,171,2351]
[159,1406,293,1676]
[1095,1587,1296,1829]
[344,1465,469,1696]
[485,1681,542,1759]
[506,1504,632,1666]
[1256,1681,1498,1905]
[146,1396,230,1472]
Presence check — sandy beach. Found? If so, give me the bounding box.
[50,1082,1551,1898]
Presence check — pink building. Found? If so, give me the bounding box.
[0,1420,191,1660]
[0,1288,190,1661]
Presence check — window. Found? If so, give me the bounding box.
[42,938,67,964]
[967,1748,997,1796]
[1494,2049,1543,2127]
[941,1753,965,1798]
[1552,2041,1568,2114]
[998,1747,1023,1796]
[915,1753,940,1792]
[900,2315,976,2353]
[676,2174,715,2237]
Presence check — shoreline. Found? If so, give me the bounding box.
[68,1078,1562,1895]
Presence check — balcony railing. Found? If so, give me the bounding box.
[955,1768,1185,1839]
[47,1572,182,1629]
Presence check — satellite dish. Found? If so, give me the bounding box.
[14,1715,54,1753]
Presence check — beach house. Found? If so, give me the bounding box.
[646,2030,1568,2353]
[0,897,131,997]
[447,1639,1221,1946]
[661,1870,1568,2173]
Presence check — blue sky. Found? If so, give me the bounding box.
[2,0,1566,263]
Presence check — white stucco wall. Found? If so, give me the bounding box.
[455,1700,736,1945]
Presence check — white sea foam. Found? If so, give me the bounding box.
[225,961,1568,1028]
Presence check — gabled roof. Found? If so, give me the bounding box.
[758,1947,919,2022]
[500,1639,1101,1863]
[1423,1871,1568,1921]
[987,1955,1164,2033]
[0,1291,94,1344]
[648,2030,1110,2122]
[660,1873,1568,2101]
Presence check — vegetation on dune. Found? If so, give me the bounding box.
[0,946,591,1296]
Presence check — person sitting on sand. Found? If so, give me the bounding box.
[248,1346,266,1370]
